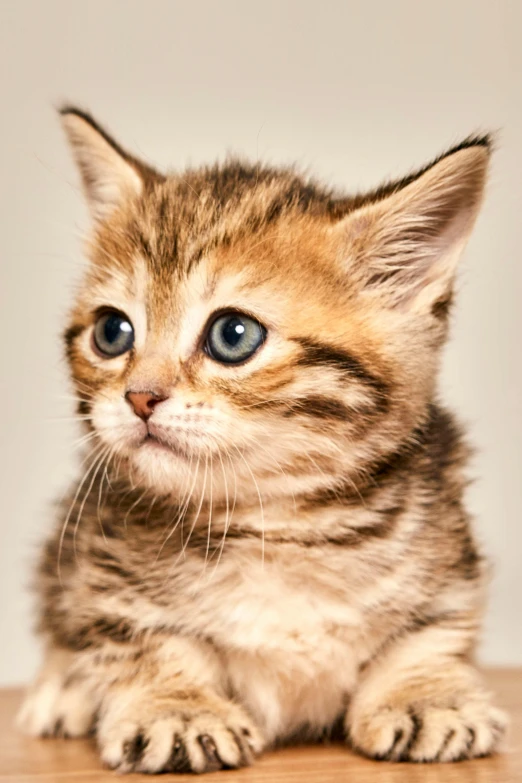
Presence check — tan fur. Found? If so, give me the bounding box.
[18,109,506,772]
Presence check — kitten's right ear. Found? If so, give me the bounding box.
[59,106,161,221]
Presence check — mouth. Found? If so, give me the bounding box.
[141,432,190,460]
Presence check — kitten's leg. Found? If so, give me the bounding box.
[95,635,263,774]
[20,636,263,773]
[17,646,99,738]
[346,621,508,762]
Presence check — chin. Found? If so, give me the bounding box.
[129,443,198,498]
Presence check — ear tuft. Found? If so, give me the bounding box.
[59,104,160,221]
[333,136,492,312]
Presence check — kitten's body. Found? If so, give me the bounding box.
[19,111,506,772]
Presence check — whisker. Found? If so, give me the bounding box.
[57,395,96,404]
[208,445,236,581]
[202,451,214,578]
[103,455,115,493]
[232,444,265,568]
[46,415,95,422]
[72,445,112,560]
[154,450,197,563]
[235,397,289,411]
[144,493,158,523]
[72,379,113,403]
[176,450,209,566]
[57,441,107,583]
[237,431,298,514]
[122,487,149,531]
[70,430,100,450]
[96,447,116,546]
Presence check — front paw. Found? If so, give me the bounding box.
[347,696,507,762]
[98,690,264,774]
[17,671,98,739]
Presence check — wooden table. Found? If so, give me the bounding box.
[1,669,520,782]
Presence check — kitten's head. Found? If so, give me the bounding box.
[61,107,490,505]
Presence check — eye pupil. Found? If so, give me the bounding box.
[206,312,266,364]
[104,315,125,343]
[223,318,246,346]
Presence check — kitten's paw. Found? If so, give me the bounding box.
[98,693,264,773]
[347,697,508,762]
[17,672,98,739]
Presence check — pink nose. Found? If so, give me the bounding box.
[125,391,167,421]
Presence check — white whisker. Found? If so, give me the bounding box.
[208,445,236,581]
[154,450,197,563]
[232,444,265,568]
[177,451,208,566]
[57,441,107,583]
[72,445,111,559]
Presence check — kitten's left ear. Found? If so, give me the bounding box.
[333,137,492,313]
[60,105,162,221]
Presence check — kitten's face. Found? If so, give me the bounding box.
[62,109,489,505]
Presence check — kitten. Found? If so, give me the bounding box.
[18,107,507,773]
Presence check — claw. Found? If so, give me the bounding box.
[166,734,192,773]
[123,732,148,765]
[198,733,223,770]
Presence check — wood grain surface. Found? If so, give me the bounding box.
[1,669,520,781]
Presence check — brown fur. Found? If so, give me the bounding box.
[17,108,506,772]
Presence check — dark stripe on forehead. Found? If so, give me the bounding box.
[294,337,387,394]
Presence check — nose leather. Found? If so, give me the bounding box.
[125,390,167,421]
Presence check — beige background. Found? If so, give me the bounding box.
[0,0,520,686]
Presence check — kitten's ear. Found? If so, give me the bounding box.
[333,137,491,313]
[59,106,161,221]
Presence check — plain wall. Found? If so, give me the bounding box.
[0,0,521,686]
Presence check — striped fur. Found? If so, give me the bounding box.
[18,109,506,772]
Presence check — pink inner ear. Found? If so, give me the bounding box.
[60,107,162,222]
[332,145,489,311]
[346,214,372,243]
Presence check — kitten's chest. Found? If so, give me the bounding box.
[201,552,363,739]
[206,556,362,653]
[123,541,372,740]
[136,532,374,659]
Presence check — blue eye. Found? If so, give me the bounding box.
[206,312,266,364]
[93,311,134,357]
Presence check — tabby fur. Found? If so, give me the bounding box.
[18,108,506,772]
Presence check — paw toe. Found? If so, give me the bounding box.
[165,734,193,773]
[99,703,263,773]
[17,678,97,739]
[350,700,507,763]
[184,714,246,771]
